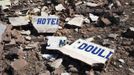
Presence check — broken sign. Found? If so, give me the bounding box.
[32,15,59,33]
[0,22,7,42]
[46,36,67,50]
[59,39,114,65]
[9,16,30,26]
[0,0,11,9]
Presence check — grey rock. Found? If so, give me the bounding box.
[129,68,134,73]
[102,39,111,46]
[123,27,134,38]
[25,36,31,41]
[39,71,50,75]
[118,59,125,64]
[61,72,70,75]
[108,34,118,39]
[50,58,63,69]
[11,59,28,70]
[20,30,31,35]
[68,65,78,72]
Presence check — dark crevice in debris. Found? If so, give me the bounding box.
[4,66,14,75]
[128,50,134,57]
[5,54,19,61]
[64,24,81,29]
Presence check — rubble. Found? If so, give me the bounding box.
[100,17,112,25]
[102,39,111,46]
[0,0,11,9]
[108,34,118,39]
[24,42,39,50]
[84,18,90,24]
[85,37,95,42]
[9,16,30,26]
[50,58,63,69]
[67,16,84,27]
[68,65,78,73]
[42,54,57,61]
[123,27,134,38]
[41,6,49,16]
[89,13,99,22]
[11,59,28,70]
[5,47,19,60]
[24,36,32,41]
[61,73,70,75]
[55,4,65,11]
[118,59,125,64]
[86,2,102,7]
[129,68,134,73]
[39,71,51,75]
[20,30,31,35]
[0,22,7,42]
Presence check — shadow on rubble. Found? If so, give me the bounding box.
[128,50,134,57]
[64,24,81,29]
[40,43,48,54]
[3,66,14,75]
[5,54,19,61]
[12,22,54,36]
[40,43,105,74]
[62,55,92,75]
[43,49,104,74]
[12,22,38,35]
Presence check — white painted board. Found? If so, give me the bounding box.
[46,36,67,50]
[59,39,114,65]
[32,15,59,33]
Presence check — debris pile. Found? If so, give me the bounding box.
[0,0,134,75]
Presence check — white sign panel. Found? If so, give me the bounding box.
[9,16,29,26]
[59,39,114,65]
[32,15,59,33]
[46,36,67,50]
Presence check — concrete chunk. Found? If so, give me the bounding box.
[67,16,84,27]
[89,13,99,22]
[42,54,57,61]
[9,16,29,26]
[55,4,65,11]
[100,17,111,25]
[50,58,63,69]
[20,30,31,35]
[61,73,70,75]
[86,2,100,7]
